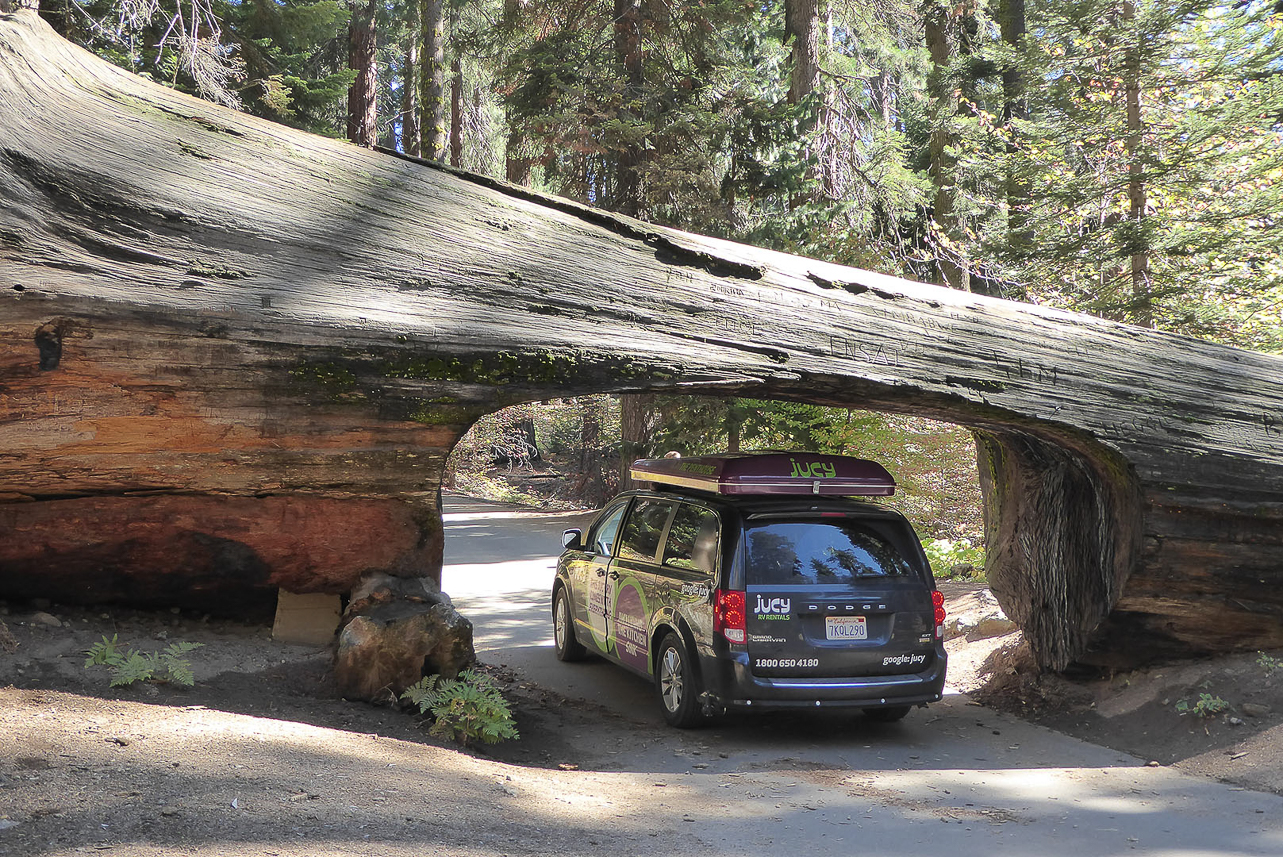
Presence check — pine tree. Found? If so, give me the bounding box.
[1000,0,1283,345]
[347,0,379,145]
[421,0,447,159]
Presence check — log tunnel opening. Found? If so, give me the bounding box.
[437,393,1146,674]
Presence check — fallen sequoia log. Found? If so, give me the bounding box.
[1,10,1281,689]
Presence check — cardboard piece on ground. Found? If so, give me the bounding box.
[273,590,341,646]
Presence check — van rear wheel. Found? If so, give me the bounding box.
[863,705,911,723]
[655,632,703,728]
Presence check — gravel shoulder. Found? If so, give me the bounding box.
[2,590,1282,854]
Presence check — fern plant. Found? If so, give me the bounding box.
[84,636,203,688]
[1175,692,1229,719]
[402,669,519,745]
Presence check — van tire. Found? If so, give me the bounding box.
[553,586,587,662]
[656,631,703,728]
[863,705,911,723]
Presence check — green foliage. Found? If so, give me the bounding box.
[983,0,1283,345]
[1258,652,1281,676]
[84,633,125,666]
[922,537,986,580]
[641,397,984,546]
[401,669,519,746]
[1175,692,1230,719]
[230,0,356,134]
[84,636,204,688]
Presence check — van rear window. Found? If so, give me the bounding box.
[745,521,914,584]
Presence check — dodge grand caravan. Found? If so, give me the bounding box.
[551,452,947,727]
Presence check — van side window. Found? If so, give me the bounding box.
[588,503,628,556]
[662,505,720,575]
[617,499,676,563]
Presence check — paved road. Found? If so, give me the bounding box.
[442,493,1283,856]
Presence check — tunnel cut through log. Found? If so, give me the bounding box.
[1,10,1282,683]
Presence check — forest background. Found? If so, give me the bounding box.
[33,0,1283,573]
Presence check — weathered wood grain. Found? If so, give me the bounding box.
[2,11,1281,669]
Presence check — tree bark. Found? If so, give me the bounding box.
[998,0,1030,260]
[784,0,819,108]
[1121,0,1151,327]
[420,0,446,161]
[784,0,820,206]
[924,0,969,291]
[346,0,379,147]
[450,52,463,168]
[618,393,654,491]
[402,3,421,157]
[3,11,1283,671]
[505,116,531,185]
[612,0,644,217]
[574,397,614,507]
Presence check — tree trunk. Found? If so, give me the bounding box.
[612,0,644,217]
[505,116,531,185]
[998,0,1029,259]
[784,0,820,207]
[420,0,445,161]
[784,0,819,108]
[923,1,969,291]
[402,5,421,157]
[873,72,893,129]
[502,0,531,184]
[3,11,1283,672]
[726,416,742,453]
[346,0,378,147]
[450,53,463,168]
[1122,0,1151,327]
[574,398,613,507]
[618,393,654,491]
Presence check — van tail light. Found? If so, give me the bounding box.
[932,590,946,639]
[714,589,747,644]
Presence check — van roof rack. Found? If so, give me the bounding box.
[630,452,895,497]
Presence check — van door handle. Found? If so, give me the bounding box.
[608,570,621,580]
[596,569,607,577]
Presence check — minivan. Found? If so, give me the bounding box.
[551,452,947,727]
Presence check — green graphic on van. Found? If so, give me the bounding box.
[789,459,837,479]
[611,577,651,673]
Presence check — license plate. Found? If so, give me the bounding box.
[825,616,867,640]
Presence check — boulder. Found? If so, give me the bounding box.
[333,576,474,703]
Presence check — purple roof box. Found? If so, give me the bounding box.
[631,452,896,497]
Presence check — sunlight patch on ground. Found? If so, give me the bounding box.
[442,510,592,523]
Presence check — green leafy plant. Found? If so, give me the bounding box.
[921,537,986,580]
[1257,652,1281,676]
[84,636,204,688]
[1175,693,1229,719]
[401,669,519,746]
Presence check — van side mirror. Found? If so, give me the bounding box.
[562,528,583,550]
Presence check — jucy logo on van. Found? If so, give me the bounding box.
[755,595,791,619]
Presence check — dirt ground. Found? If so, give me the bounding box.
[2,587,1282,853]
[939,585,1283,795]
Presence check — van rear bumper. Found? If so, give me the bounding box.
[704,652,947,710]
